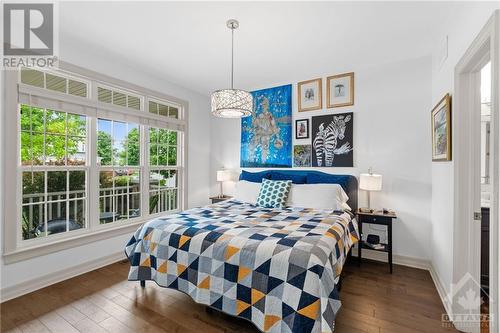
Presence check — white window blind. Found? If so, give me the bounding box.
[98,86,142,111]
[21,68,88,98]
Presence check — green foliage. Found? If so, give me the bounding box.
[97,131,113,165]
[20,105,86,165]
[119,127,139,166]
[113,176,130,187]
[21,105,177,167]
[149,128,177,166]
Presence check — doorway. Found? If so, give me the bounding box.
[480,60,492,333]
[453,11,499,333]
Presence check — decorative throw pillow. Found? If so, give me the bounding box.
[256,179,292,208]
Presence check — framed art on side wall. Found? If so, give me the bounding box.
[431,93,452,161]
[298,78,322,112]
[327,72,354,108]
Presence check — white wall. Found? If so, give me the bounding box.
[430,3,500,295]
[210,56,433,261]
[0,39,211,291]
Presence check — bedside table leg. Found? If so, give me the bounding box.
[388,222,393,274]
[358,222,362,266]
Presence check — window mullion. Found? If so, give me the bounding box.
[88,115,98,230]
[141,125,150,218]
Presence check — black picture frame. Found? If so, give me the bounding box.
[295,119,309,139]
[311,112,353,167]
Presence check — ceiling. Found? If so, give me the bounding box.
[60,1,454,96]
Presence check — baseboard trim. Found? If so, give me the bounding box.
[350,248,430,270]
[429,263,452,317]
[0,251,126,303]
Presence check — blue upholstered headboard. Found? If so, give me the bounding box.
[239,170,358,211]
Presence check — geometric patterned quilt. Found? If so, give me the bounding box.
[125,200,359,332]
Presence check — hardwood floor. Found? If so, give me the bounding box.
[1,259,459,333]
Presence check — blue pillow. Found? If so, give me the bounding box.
[239,170,270,183]
[256,179,292,208]
[306,173,349,191]
[270,172,307,184]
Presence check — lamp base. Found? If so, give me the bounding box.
[218,181,224,198]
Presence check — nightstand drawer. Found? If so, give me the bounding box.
[358,214,392,225]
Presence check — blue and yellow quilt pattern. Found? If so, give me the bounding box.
[125,200,359,332]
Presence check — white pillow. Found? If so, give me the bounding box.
[233,180,261,205]
[286,183,351,211]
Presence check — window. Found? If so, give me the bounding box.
[20,105,88,240]
[97,119,141,224]
[21,68,88,98]
[149,100,179,119]
[4,66,187,259]
[149,127,179,214]
[98,86,142,110]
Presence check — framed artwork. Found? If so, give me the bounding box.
[298,78,322,112]
[327,72,354,108]
[295,119,309,139]
[431,94,452,161]
[241,84,292,168]
[311,112,353,167]
[293,145,312,167]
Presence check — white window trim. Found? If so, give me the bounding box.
[2,61,189,264]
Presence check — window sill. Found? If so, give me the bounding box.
[3,219,147,264]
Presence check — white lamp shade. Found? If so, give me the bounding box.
[217,170,232,182]
[359,173,383,191]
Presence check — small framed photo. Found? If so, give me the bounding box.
[298,78,322,112]
[293,145,312,167]
[295,119,309,139]
[327,72,354,108]
[431,94,452,161]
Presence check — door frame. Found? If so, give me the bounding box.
[453,10,499,333]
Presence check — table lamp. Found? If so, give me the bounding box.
[216,169,232,198]
[359,168,383,212]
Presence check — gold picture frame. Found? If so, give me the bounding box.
[298,78,322,112]
[431,94,452,161]
[327,72,354,108]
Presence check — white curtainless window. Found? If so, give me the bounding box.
[97,118,141,224]
[149,127,179,214]
[20,105,88,240]
[3,64,188,262]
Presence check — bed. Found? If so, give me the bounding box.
[125,171,359,332]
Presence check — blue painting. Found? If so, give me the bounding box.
[241,84,292,168]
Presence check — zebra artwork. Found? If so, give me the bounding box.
[311,112,354,167]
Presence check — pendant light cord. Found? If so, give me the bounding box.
[231,26,234,89]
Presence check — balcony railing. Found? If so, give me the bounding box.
[22,185,178,236]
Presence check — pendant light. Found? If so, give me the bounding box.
[211,19,253,118]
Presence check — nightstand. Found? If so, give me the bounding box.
[209,195,232,204]
[357,209,397,273]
